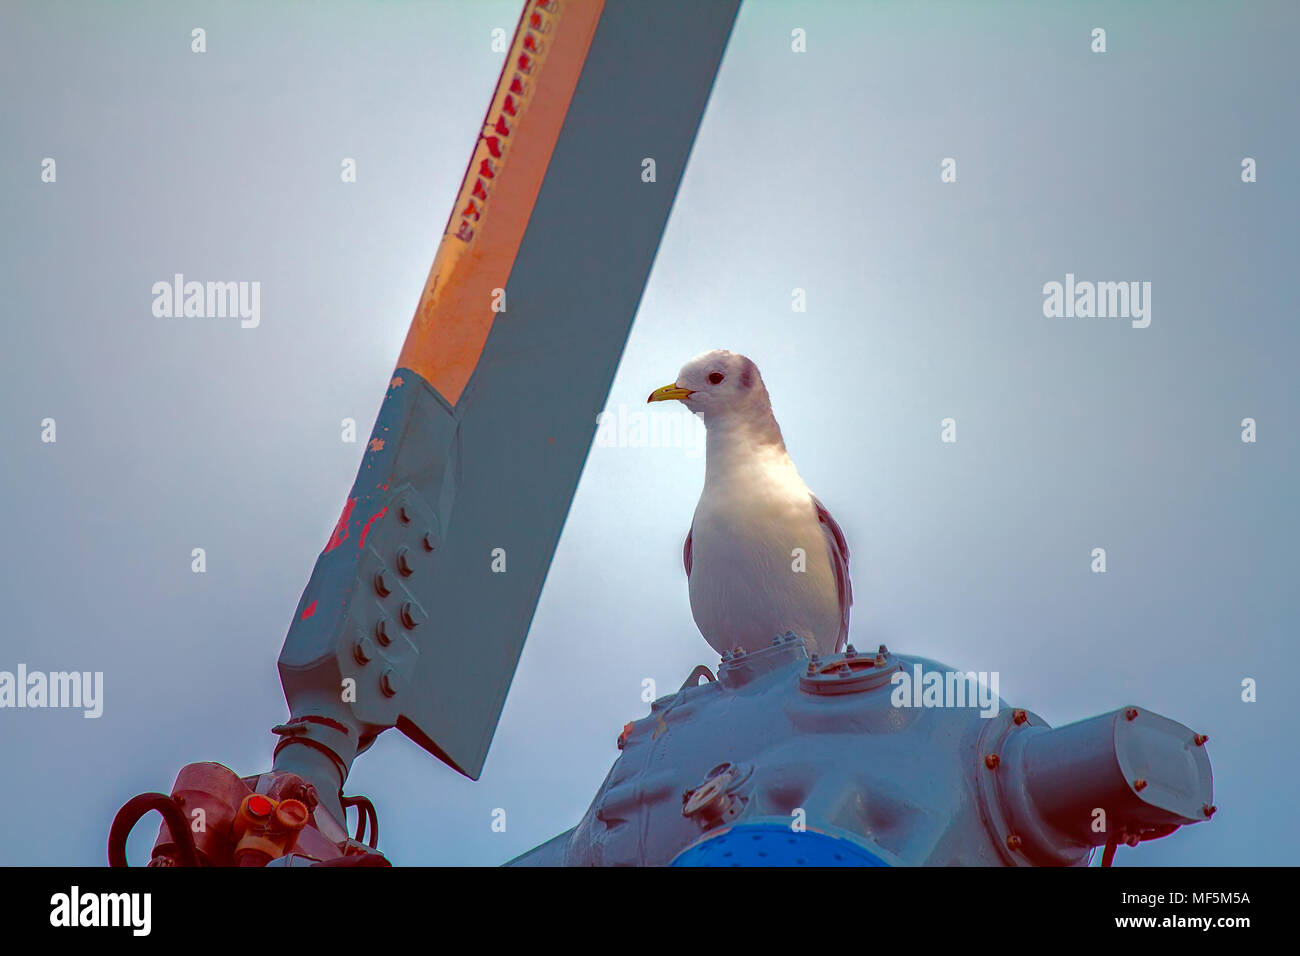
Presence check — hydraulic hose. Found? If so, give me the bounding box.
[108,792,200,867]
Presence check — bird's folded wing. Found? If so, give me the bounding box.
[812,495,852,652]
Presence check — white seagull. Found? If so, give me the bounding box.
[647,350,852,658]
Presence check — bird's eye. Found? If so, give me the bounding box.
[707,372,725,385]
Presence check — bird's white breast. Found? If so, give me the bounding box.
[688,453,840,654]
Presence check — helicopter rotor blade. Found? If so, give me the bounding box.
[273,0,741,808]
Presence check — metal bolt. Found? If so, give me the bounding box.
[1125,707,1139,721]
[1133,778,1147,792]
[396,547,414,576]
[1203,804,1217,819]
[731,646,745,658]
[806,662,816,674]
[877,644,889,657]
[1194,733,1208,746]
[1006,834,1022,851]
[772,635,782,646]
[836,663,852,677]
[845,644,857,657]
[1012,709,1028,725]
[400,601,425,629]
[874,652,887,666]
[984,753,1001,770]
[353,636,374,665]
[380,669,399,696]
[374,569,394,596]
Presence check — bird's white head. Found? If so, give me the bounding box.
[647,349,782,441]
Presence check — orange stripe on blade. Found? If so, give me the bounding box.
[396,0,606,406]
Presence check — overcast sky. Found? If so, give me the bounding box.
[2,0,1297,866]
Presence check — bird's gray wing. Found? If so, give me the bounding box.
[683,523,693,577]
[812,495,852,652]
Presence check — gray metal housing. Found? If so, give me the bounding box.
[510,635,1213,866]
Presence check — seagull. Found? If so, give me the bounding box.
[647,350,852,658]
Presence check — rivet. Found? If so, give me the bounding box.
[422,530,437,552]
[1125,707,1139,721]
[374,569,394,597]
[380,669,399,696]
[845,644,857,657]
[398,504,412,524]
[1006,834,1022,851]
[984,753,1000,770]
[396,547,414,576]
[1012,709,1028,725]
[1133,778,1147,792]
[1194,733,1208,746]
[1203,804,1217,818]
[374,618,391,646]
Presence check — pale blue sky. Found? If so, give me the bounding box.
[1,0,1296,865]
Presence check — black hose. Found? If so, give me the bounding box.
[342,795,365,844]
[341,794,379,848]
[365,800,378,848]
[108,792,201,867]
[1100,830,1119,868]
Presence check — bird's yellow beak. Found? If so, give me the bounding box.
[647,383,695,403]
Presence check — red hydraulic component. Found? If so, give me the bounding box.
[107,761,387,867]
[231,794,309,866]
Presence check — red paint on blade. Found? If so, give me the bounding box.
[358,507,388,551]
[301,600,318,621]
[324,497,357,552]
